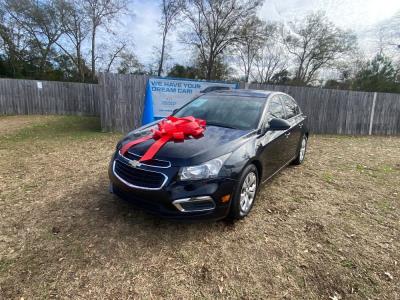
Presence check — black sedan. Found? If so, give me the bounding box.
[109,90,309,220]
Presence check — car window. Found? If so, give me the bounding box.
[265,96,286,122]
[281,95,300,119]
[200,86,230,93]
[174,95,265,130]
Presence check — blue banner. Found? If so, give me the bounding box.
[142,77,238,125]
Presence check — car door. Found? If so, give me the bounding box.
[257,95,290,180]
[280,94,303,161]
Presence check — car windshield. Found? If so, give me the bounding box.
[174,95,265,130]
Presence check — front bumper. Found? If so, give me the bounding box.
[108,157,237,220]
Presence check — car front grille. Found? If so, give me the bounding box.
[113,160,167,189]
[123,150,171,168]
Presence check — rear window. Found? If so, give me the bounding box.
[267,96,286,120]
[281,95,300,119]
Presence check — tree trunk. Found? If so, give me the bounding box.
[206,56,213,80]
[245,44,251,83]
[39,46,51,77]
[77,46,84,82]
[77,26,84,82]
[244,69,249,83]
[91,25,96,81]
[158,32,167,77]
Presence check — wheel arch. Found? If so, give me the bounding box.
[248,159,262,183]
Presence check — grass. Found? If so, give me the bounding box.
[323,172,335,183]
[0,115,103,142]
[0,116,399,299]
[0,258,12,274]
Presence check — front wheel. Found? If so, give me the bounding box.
[292,135,308,165]
[228,164,259,220]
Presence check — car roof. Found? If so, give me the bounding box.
[207,89,275,98]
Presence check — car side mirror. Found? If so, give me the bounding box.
[268,118,291,131]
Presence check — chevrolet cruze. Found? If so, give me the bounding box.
[109,90,308,220]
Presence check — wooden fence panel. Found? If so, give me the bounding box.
[0,78,99,116]
[99,73,148,133]
[248,83,378,135]
[373,92,400,135]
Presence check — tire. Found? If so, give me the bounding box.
[292,134,308,165]
[228,164,259,220]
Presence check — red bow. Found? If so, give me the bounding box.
[120,116,206,162]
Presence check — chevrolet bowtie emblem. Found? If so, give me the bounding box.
[129,160,141,168]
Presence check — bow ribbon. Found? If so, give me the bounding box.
[120,116,206,162]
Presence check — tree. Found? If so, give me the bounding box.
[372,11,400,61]
[3,0,69,77]
[253,44,287,84]
[251,23,288,84]
[157,0,185,76]
[234,16,265,83]
[0,6,27,77]
[282,12,356,85]
[167,63,198,78]
[83,0,128,80]
[56,0,90,82]
[117,50,144,74]
[270,69,291,85]
[89,36,142,74]
[353,53,400,93]
[0,0,140,82]
[193,53,231,80]
[181,0,262,80]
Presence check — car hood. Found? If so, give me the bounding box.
[123,125,254,166]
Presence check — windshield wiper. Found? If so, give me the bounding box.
[207,121,239,129]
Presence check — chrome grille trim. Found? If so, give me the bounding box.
[112,160,168,190]
[118,150,171,168]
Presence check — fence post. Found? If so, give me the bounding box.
[368,92,377,135]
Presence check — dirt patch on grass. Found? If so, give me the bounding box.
[0,116,399,299]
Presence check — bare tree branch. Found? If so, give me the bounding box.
[281,12,356,85]
[157,0,185,76]
[181,0,262,80]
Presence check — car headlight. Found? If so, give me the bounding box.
[179,153,231,181]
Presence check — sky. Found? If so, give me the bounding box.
[118,0,400,66]
[259,0,400,30]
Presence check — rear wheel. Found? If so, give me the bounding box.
[292,135,308,165]
[228,164,258,220]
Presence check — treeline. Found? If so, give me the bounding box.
[164,1,400,93]
[164,2,357,85]
[0,0,399,93]
[0,0,142,82]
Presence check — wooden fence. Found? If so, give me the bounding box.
[98,73,148,132]
[0,74,399,135]
[246,83,400,136]
[0,78,99,116]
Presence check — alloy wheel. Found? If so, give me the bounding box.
[299,136,307,162]
[239,171,257,215]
